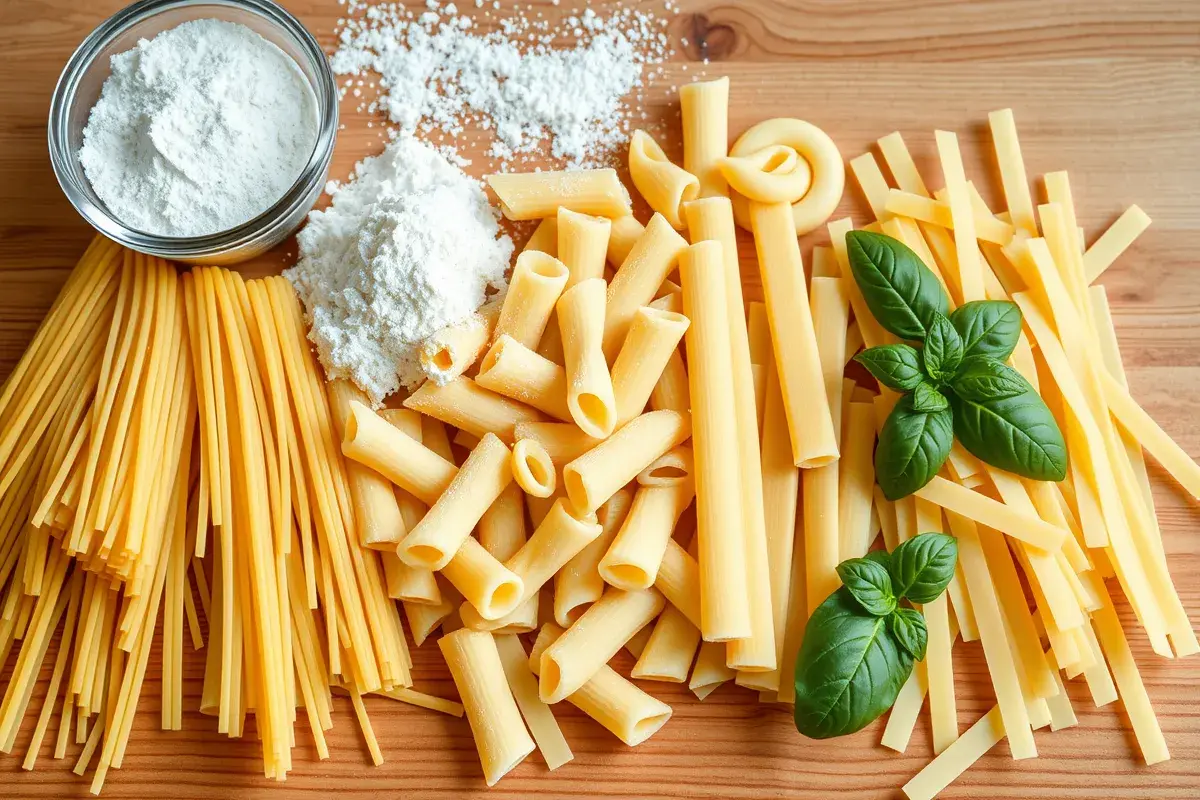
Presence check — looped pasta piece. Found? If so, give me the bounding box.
[718,145,812,205]
[628,130,700,230]
[728,118,845,235]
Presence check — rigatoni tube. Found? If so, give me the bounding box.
[398,433,512,570]
[342,400,457,505]
[557,278,618,438]
[598,479,695,591]
[679,77,730,197]
[476,334,572,422]
[538,587,665,704]
[602,214,688,360]
[494,250,569,351]
[529,623,672,746]
[437,629,535,786]
[556,207,611,287]
[561,409,690,514]
[610,306,690,428]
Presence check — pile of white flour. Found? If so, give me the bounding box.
[285,135,513,405]
[330,2,672,165]
[79,19,318,237]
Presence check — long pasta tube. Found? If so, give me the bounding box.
[403,376,544,444]
[343,401,457,505]
[679,240,750,642]
[487,170,632,220]
[419,296,504,385]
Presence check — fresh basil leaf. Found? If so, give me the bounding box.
[846,231,949,341]
[911,382,950,413]
[921,312,963,383]
[836,558,897,617]
[855,345,925,392]
[865,550,892,568]
[951,355,1028,401]
[875,395,954,501]
[949,361,1068,482]
[950,300,1023,361]
[888,533,958,604]
[793,587,914,739]
[889,608,928,661]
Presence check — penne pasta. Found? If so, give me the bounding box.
[462,498,601,631]
[419,295,505,385]
[522,216,559,256]
[539,587,666,704]
[441,536,525,622]
[557,207,611,287]
[438,629,535,786]
[487,169,632,220]
[557,279,618,438]
[628,129,700,228]
[529,623,672,746]
[494,634,573,771]
[512,420,601,466]
[476,335,572,422]
[554,488,634,627]
[599,479,695,591]
[610,306,690,427]
[562,410,690,514]
[494,250,570,351]
[648,349,690,417]
[601,214,688,360]
[398,433,513,570]
[607,215,646,268]
[632,604,702,683]
[342,400,457,505]
[636,445,693,487]
[404,375,545,444]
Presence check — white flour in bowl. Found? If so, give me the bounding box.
[79,19,318,237]
[285,134,513,405]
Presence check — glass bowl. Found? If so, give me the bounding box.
[47,0,337,266]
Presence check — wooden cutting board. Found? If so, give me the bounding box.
[1,1,1198,798]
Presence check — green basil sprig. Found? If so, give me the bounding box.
[793,533,958,740]
[847,231,1067,499]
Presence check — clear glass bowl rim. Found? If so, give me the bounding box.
[46,0,338,259]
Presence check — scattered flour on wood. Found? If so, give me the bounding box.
[285,134,512,405]
[329,1,672,166]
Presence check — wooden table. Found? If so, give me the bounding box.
[1,1,1198,797]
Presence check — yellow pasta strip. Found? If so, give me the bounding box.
[1084,205,1151,283]
[935,130,984,302]
[495,634,573,770]
[915,476,1066,551]
[987,108,1037,237]
[902,706,1005,800]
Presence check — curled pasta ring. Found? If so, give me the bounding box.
[718,145,813,205]
[728,118,845,235]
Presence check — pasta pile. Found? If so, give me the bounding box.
[0,71,1194,800]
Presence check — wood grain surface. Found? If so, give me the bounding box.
[1,1,1199,798]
